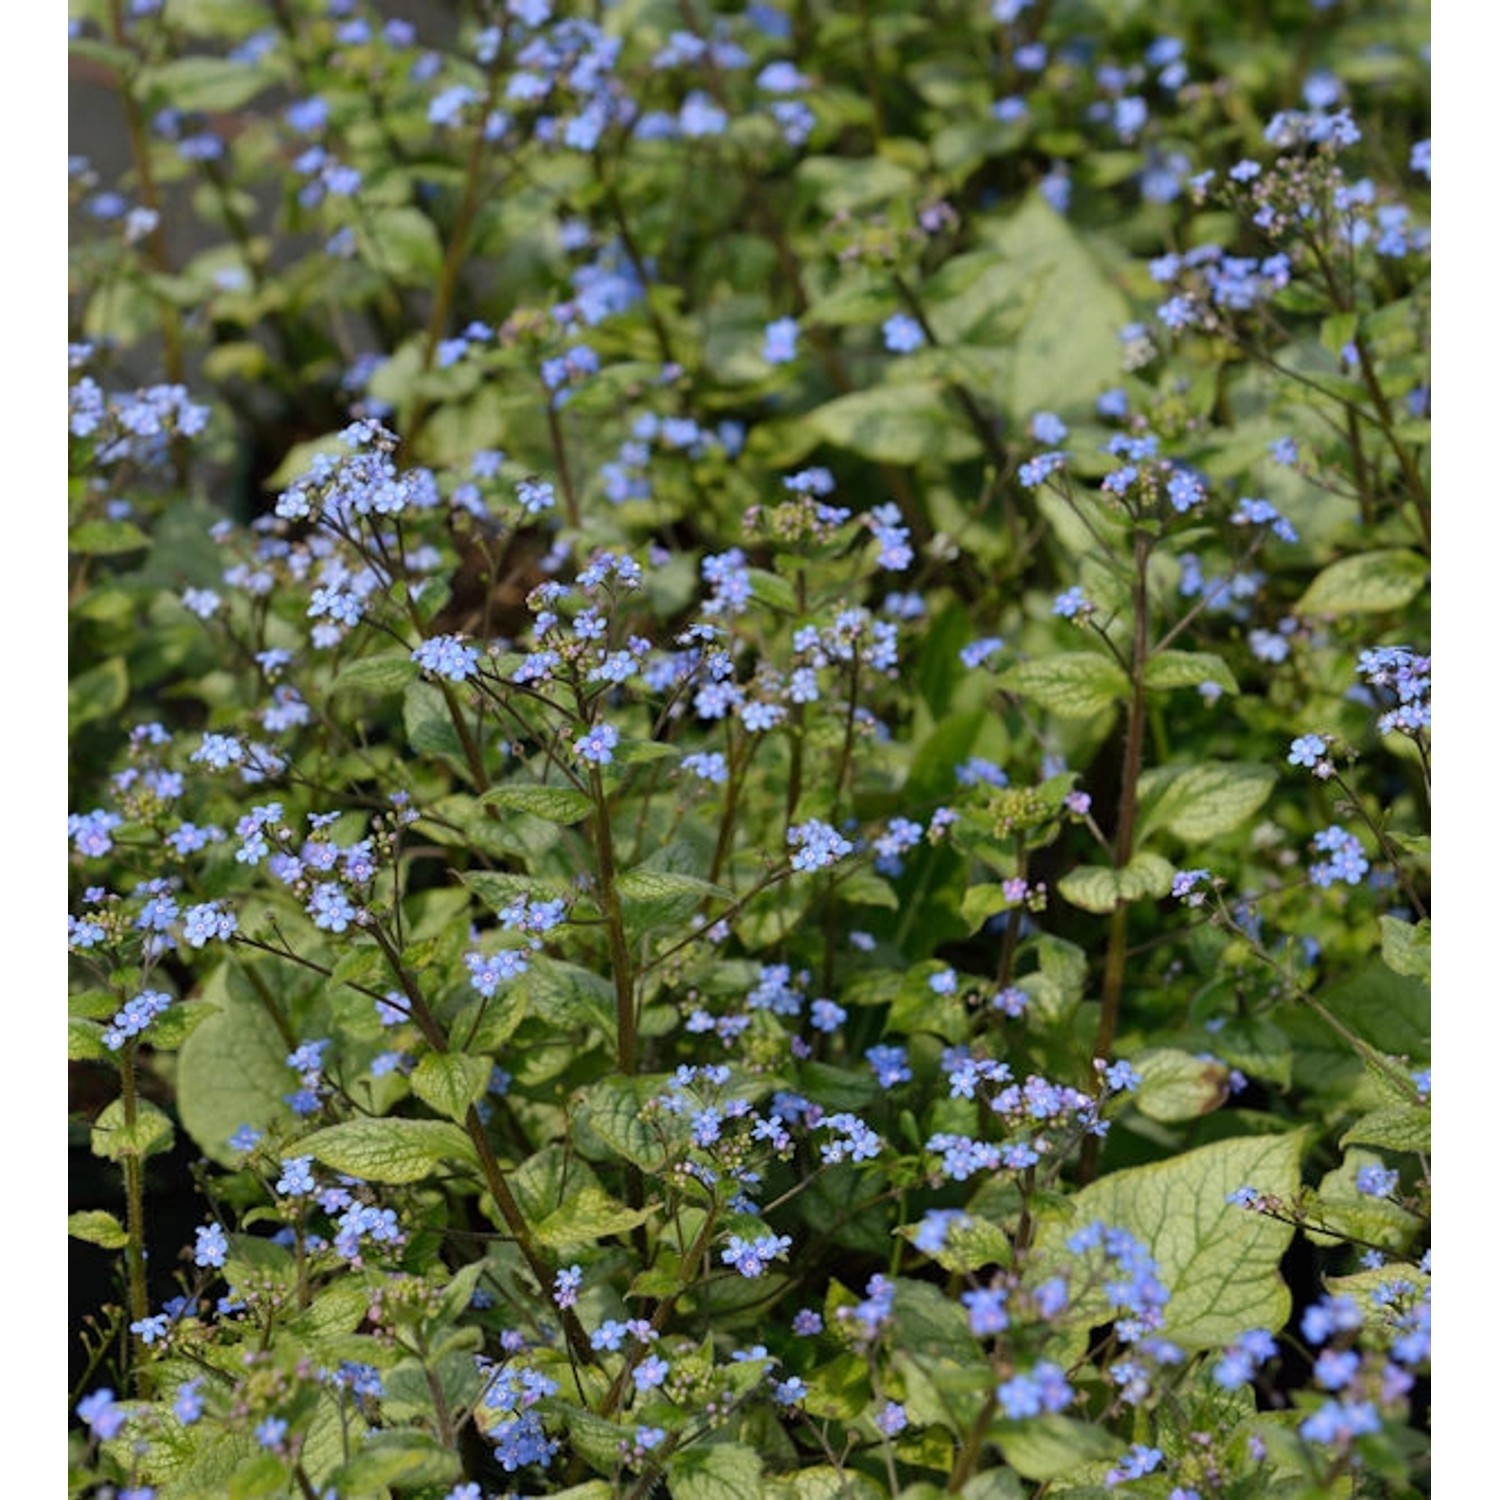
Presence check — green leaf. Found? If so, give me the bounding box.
[1213,1018,1293,1091]
[177,965,295,1166]
[298,1118,478,1183]
[1136,762,1277,844]
[325,1431,461,1492]
[999,653,1127,719]
[667,1442,764,1500]
[748,567,799,613]
[228,1452,291,1499]
[533,1184,652,1248]
[69,519,151,555]
[898,1214,1014,1275]
[1320,310,1360,358]
[354,206,445,285]
[404,680,468,762]
[1306,1151,1422,1252]
[90,1097,175,1163]
[1340,1105,1431,1154]
[541,1404,635,1472]
[1057,853,1174,913]
[994,1416,1122,1481]
[982,194,1133,416]
[617,868,731,904]
[329,941,388,992]
[892,1278,983,1365]
[481,783,593,824]
[68,1210,129,1250]
[409,1053,493,1123]
[1295,550,1429,616]
[797,153,917,212]
[1143,650,1239,695]
[1380,917,1431,983]
[332,651,419,696]
[68,1018,112,1062]
[959,1475,1027,1500]
[452,982,529,1053]
[461,870,571,914]
[577,1076,683,1172]
[69,989,119,1021]
[70,656,129,734]
[835,866,899,910]
[764,1468,885,1500]
[148,1000,219,1051]
[1042,1134,1304,1349]
[1131,1048,1232,1123]
[806,382,982,465]
[612,738,682,765]
[522,956,616,1034]
[960,883,1014,931]
[139,55,274,111]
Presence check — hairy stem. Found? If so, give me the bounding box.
[118,1043,152,1394]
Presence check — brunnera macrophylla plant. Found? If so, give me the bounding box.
[69,1,1428,1497]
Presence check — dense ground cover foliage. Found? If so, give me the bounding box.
[68,1,1430,1495]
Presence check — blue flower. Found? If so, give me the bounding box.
[173,1379,205,1425]
[1053,586,1089,619]
[276,1155,316,1196]
[881,314,926,353]
[573,721,620,765]
[787,819,853,872]
[1029,411,1068,444]
[866,1045,912,1088]
[1287,733,1328,768]
[962,1286,1009,1335]
[1105,1443,1164,1485]
[763,316,800,365]
[996,1361,1071,1418]
[194,1222,229,1268]
[1355,1163,1399,1197]
[77,1388,127,1439]
[722,1232,793,1277]
[131,1313,171,1345]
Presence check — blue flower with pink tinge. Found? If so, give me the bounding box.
[465,947,529,996]
[1019,450,1067,488]
[722,1232,792,1277]
[763,316,799,364]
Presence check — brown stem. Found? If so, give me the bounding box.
[544,399,582,529]
[589,766,638,1076]
[118,1043,152,1394]
[1081,529,1152,1182]
[946,1392,998,1493]
[361,923,596,1364]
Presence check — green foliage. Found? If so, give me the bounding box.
[67,0,1430,1494]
